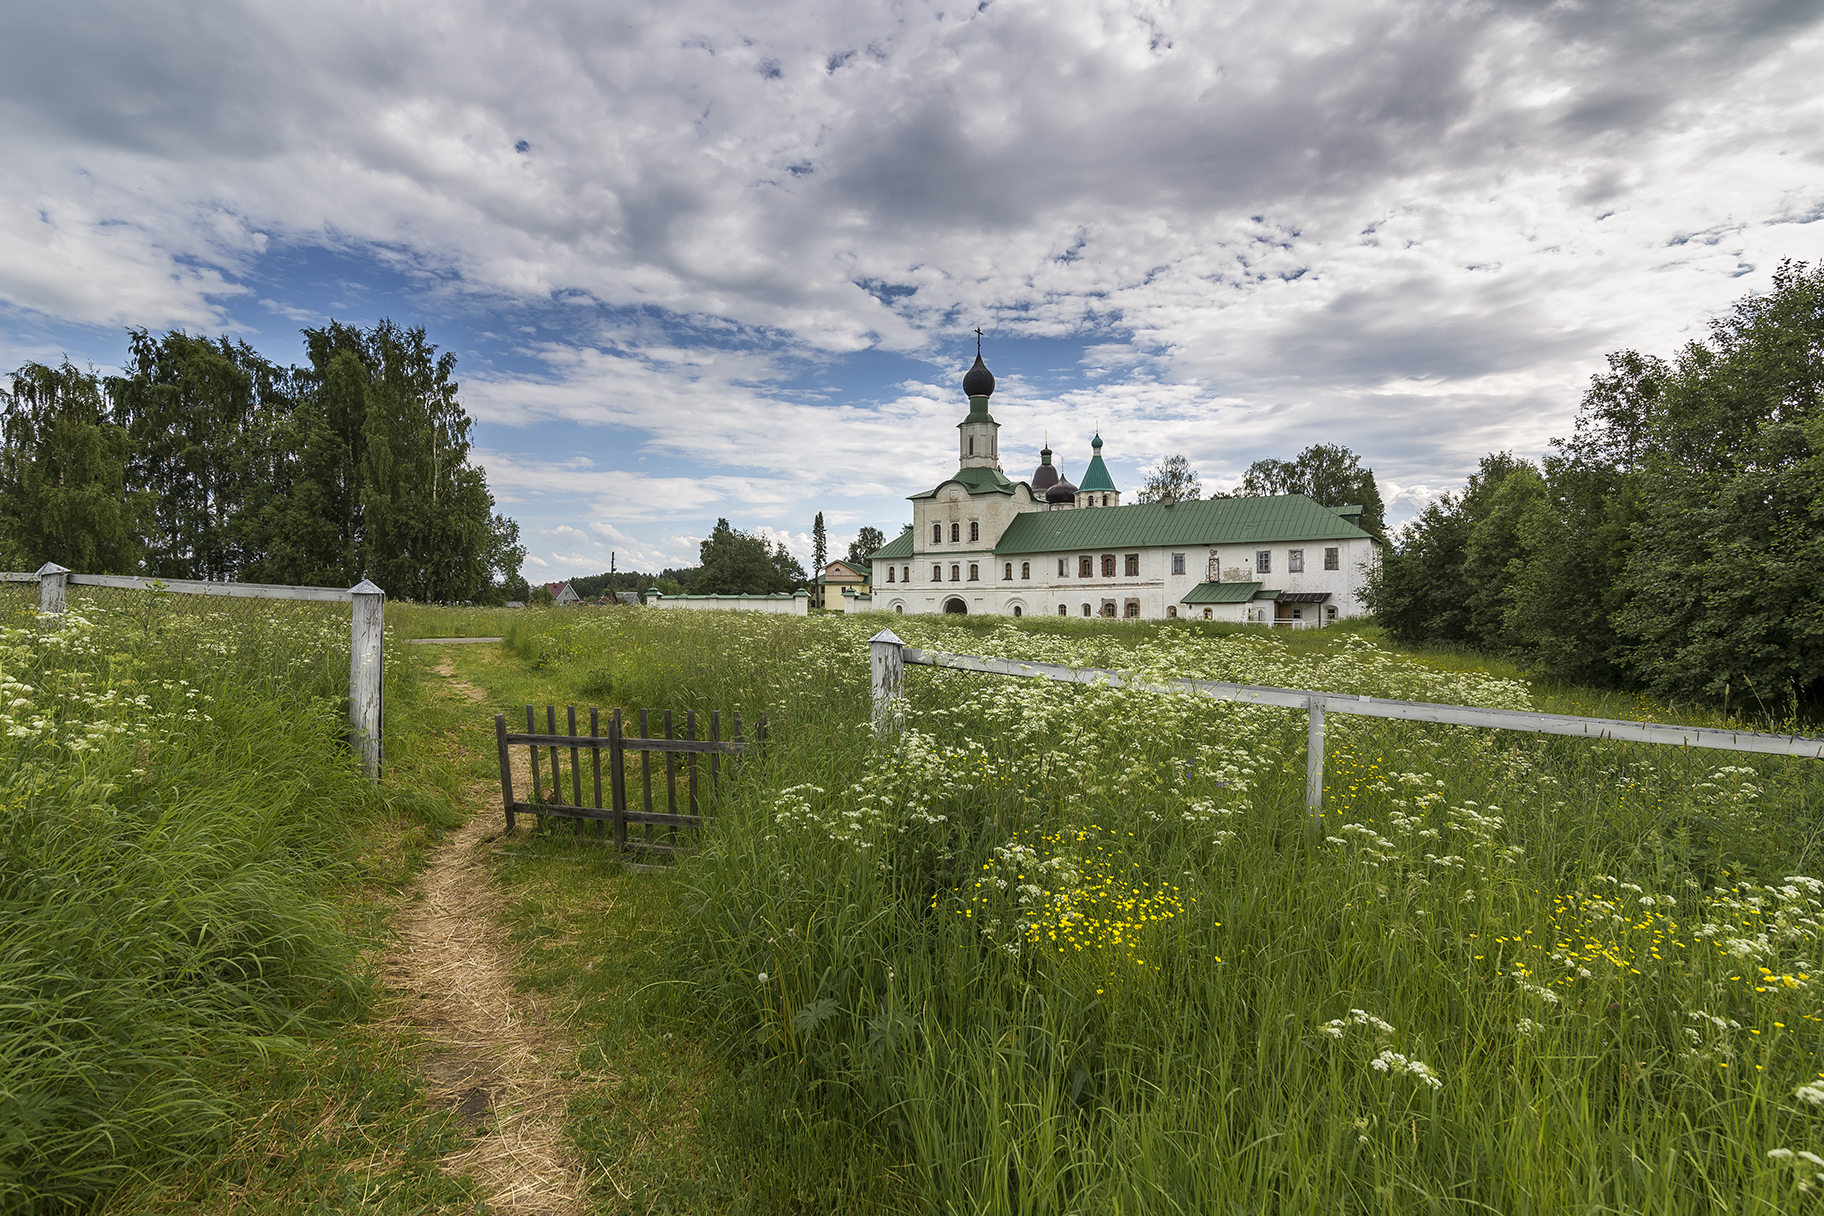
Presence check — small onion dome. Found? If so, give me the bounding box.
[1091,432,1103,450]
[1045,475,1078,504]
[963,353,995,398]
[1031,445,1060,491]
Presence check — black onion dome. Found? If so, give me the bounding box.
[962,353,995,398]
[1045,475,1078,503]
[1031,445,1060,491]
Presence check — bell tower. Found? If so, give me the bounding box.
[958,331,1001,470]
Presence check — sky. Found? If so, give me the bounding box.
[3,0,1822,581]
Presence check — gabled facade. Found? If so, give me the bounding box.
[867,353,1379,624]
[810,559,870,609]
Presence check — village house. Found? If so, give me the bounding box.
[809,559,870,609]
[864,352,1378,624]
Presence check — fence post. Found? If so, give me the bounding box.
[1306,695,1325,820]
[36,563,68,617]
[870,628,905,737]
[349,579,384,778]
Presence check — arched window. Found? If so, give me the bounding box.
[1101,554,1116,577]
[1125,602,1140,618]
[1004,563,1013,580]
[1012,605,1022,617]
[1021,562,1030,579]
[950,523,960,543]
[1058,558,1067,576]
[1102,603,1117,617]
[902,566,909,583]
[932,564,942,581]
[1102,494,1109,506]
[1203,607,1213,620]
[1167,606,1178,618]
[1078,556,1092,578]
[933,523,942,543]
[1081,604,1091,617]
[1058,604,1067,616]
[970,521,980,541]
[968,564,979,581]
[968,437,975,455]
[950,564,960,581]
[895,604,904,614]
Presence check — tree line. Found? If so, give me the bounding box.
[1366,259,1824,710]
[0,322,525,602]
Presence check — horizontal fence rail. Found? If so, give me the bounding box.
[866,629,1824,817]
[495,704,763,856]
[6,563,385,777]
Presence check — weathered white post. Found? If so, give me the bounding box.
[349,579,385,778]
[1306,695,1325,820]
[36,562,69,617]
[870,628,905,737]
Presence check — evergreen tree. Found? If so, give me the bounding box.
[813,512,827,570]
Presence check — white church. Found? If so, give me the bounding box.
[865,352,1379,624]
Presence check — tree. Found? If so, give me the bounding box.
[1614,259,1824,705]
[1362,452,1529,646]
[1137,454,1201,503]
[847,526,885,566]
[694,519,805,594]
[813,512,827,570]
[1241,443,1385,538]
[0,361,143,573]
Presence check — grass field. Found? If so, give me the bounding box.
[17,597,1824,1212]
[388,605,1824,1214]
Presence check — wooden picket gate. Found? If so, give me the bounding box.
[495,705,762,854]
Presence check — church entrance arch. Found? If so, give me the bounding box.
[943,597,968,615]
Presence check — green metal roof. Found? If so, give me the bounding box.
[869,530,915,561]
[1078,452,1117,493]
[1181,581,1260,604]
[908,466,1018,499]
[992,494,1370,556]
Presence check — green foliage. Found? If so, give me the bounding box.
[813,511,827,570]
[0,361,144,574]
[1616,260,1824,705]
[1240,443,1385,537]
[847,525,885,567]
[694,518,807,594]
[1136,452,1202,503]
[4,322,523,602]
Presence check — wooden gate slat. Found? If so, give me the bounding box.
[526,705,542,806]
[590,706,604,838]
[496,714,516,833]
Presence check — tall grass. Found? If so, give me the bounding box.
[0,595,419,1212]
[499,607,1824,1212]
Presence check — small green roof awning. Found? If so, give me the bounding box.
[1181,581,1261,604]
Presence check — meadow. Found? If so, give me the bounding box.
[475,606,1824,1214]
[11,592,1824,1213]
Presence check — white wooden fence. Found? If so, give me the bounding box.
[866,629,1824,815]
[8,563,385,778]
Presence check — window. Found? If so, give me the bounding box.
[1058,558,1067,576]
[902,566,909,583]
[1256,550,1271,574]
[1324,547,1339,571]
[1326,605,1338,620]
[1004,562,1013,580]
[968,437,974,455]
[1102,494,1109,507]
[1171,553,1185,575]
[1079,556,1093,578]
[887,567,895,582]
[1082,604,1092,617]
[968,563,979,581]
[950,564,960,581]
[932,564,942,581]
[1101,554,1116,577]
[1012,605,1022,617]
[1203,607,1213,620]
[895,604,903,614]
[933,523,942,543]
[950,523,960,543]
[1125,602,1139,618]
[1124,554,1139,577]
[1021,562,1030,579]
[970,521,980,541]
[1288,549,1304,573]
[1058,604,1067,616]
[1101,603,1116,617]
[1167,606,1178,618]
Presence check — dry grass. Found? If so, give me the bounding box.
[380,661,591,1216]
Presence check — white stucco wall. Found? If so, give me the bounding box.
[648,592,809,616]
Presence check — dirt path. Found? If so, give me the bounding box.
[380,656,586,1215]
